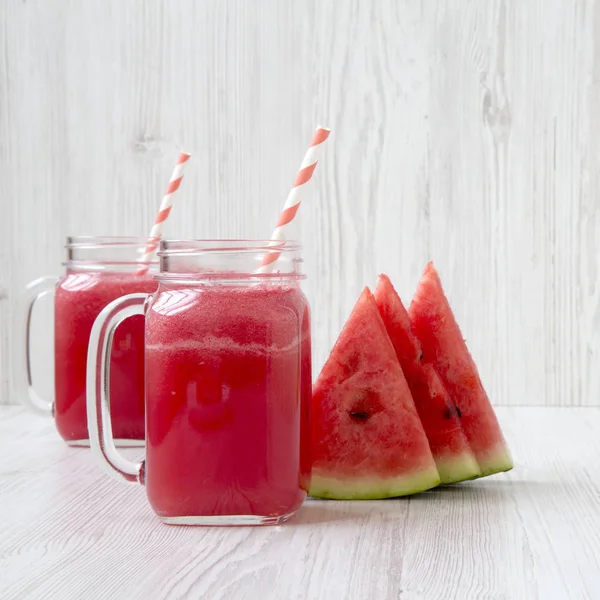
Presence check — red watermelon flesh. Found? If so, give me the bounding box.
[374,274,480,483]
[309,287,440,499]
[408,263,512,476]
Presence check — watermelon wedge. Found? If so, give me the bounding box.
[408,263,513,476]
[374,275,481,484]
[309,287,440,500]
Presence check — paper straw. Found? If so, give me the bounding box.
[258,126,330,271]
[137,151,191,275]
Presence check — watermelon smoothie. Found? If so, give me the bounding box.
[55,271,156,443]
[144,281,311,523]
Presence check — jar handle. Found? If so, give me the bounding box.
[86,293,149,484]
[17,276,59,416]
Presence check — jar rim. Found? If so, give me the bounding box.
[66,236,159,248]
[156,239,304,282]
[158,239,302,256]
[153,272,305,284]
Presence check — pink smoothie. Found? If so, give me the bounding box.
[54,271,156,443]
[144,282,312,520]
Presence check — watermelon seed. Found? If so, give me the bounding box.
[349,411,370,421]
[443,405,462,420]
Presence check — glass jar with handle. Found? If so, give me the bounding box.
[87,240,312,525]
[17,236,157,445]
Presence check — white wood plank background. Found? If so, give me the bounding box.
[2,405,600,599]
[1,0,599,406]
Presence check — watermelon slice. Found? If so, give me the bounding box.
[309,287,440,499]
[408,263,513,476]
[374,274,481,484]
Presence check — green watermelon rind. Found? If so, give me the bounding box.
[435,454,482,485]
[309,467,441,500]
[476,446,514,477]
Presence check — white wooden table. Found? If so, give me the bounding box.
[1,406,599,600]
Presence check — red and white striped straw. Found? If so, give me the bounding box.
[259,126,330,271]
[136,151,191,275]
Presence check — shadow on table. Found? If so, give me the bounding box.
[292,501,355,525]
[293,480,552,526]
[294,496,418,525]
[425,479,561,498]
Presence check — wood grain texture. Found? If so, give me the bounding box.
[1,0,599,406]
[1,406,600,599]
